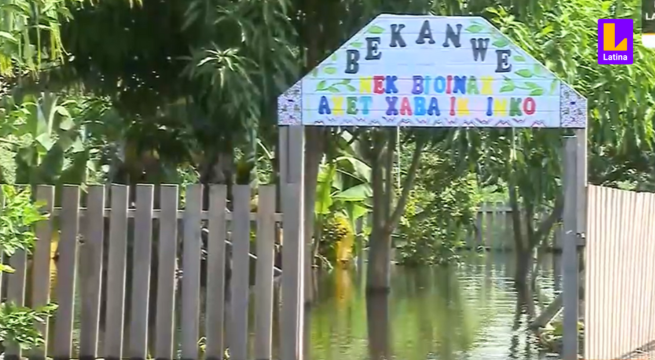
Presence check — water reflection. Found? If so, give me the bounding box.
[308,252,561,360]
[366,294,390,360]
[53,249,561,359]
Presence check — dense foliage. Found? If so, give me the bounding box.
[397,174,481,266]
[395,140,482,266]
[0,186,56,350]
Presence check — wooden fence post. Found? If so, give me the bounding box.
[181,184,203,360]
[129,184,154,359]
[281,125,305,360]
[105,185,129,360]
[562,136,580,360]
[255,185,276,360]
[154,185,180,360]
[79,185,106,360]
[30,185,55,360]
[205,185,228,360]
[53,185,81,360]
[229,185,252,360]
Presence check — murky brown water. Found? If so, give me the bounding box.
[305,252,561,360]
[58,250,560,359]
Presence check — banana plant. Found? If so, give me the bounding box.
[314,151,373,265]
[1,91,93,185]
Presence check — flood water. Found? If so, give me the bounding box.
[305,252,562,360]
[60,251,561,359]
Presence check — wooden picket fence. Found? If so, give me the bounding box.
[471,202,513,250]
[1,183,285,360]
[585,185,655,359]
[470,202,566,251]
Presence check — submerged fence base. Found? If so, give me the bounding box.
[1,184,298,360]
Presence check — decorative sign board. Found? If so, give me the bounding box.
[278,14,587,128]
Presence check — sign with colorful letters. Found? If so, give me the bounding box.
[278,14,587,128]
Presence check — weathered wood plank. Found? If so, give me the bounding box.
[205,185,228,360]
[229,185,252,360]
[104,185,129,359]
[6,188,29,360]
[561,136,579,360]
[79,185,106,360]
[53,185,81,360]
[155,185,179,359]
[280,124,305,360]
[575,129,587,234]
[254,186,276,360]
[129,184,155,359]
[30,185,55,360]
[280,183,303,360]
[181,184,203,359]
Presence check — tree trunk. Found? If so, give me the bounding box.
[366,133,425,292]
[366,133,390,292]
[366,293,391,360]
[508,183,525,253]
[200,148,235,210]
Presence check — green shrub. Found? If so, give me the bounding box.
[0,185,57,350]
[396,171,481,266]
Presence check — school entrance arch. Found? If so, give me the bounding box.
[277,14,587,360]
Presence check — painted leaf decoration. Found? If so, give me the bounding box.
[550,79,559,95]
[533,64,545,75]
[350,42,363,48]
[525,82,540,89]
[515,69,533,78]
[514,55,526,62]
[331,53,338,61]
[323,67,337,74]
[346,85,357,92]
[311,68,318,77]
[529,88,545,96]
[465,24,484,33]
[368,25,385,34]
[500,82,515,92]
[316,80,327,90]
[492,38,509,47]
[341,79,351,84]
[327,87,340,93]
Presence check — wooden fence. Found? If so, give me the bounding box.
[585,185,655,359]
[469,202,514,250]
[469,202,565,251]
[1,183,286,360]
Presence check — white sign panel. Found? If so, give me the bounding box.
[278,14,586,128]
